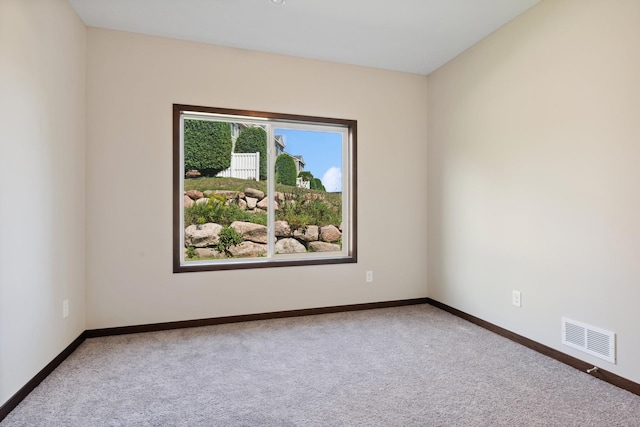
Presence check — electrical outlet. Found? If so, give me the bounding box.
[366,271,373,283]
[512,291,521,307]
[63,299,69,318]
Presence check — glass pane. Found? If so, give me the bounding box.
[183,119,270,262]
[273,128,344,255]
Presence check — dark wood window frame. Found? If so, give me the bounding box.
[173,104,357,272]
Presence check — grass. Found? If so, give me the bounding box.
[184,177,342,228]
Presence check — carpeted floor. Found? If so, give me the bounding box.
[2,304,640,426]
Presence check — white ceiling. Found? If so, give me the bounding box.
[68,0,540,75]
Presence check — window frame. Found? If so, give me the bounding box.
[173,104,357,272]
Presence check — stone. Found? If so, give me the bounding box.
[274,220,291,237]
[184,223,222,248]
[293,225,319,242]
[308,241,341,252]
[186,189,204,200]
[320,225,341,243]
[228,241,267,258]
[184,195,194,208]
[257,197,278,211]
[203,190,213,197]
[238,199,247,210]
[274,191,285,203]
[244,188,265,200]
[230,221,269,244]
[193,248,224,259]
[275,238,307,254]
[185,170,201,178]
[195,197,209,205]
[246,197,258,209]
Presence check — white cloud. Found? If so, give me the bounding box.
[321,167,342,192]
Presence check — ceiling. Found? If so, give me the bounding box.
[68,0,540,75]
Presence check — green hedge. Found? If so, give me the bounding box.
[184,120,232,177]
[275,154,297,186]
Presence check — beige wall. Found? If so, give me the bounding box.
[85,29,429,329]
[0,0,86,405]
[428,0,640,382]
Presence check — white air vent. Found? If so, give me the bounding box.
[562,317,616,363]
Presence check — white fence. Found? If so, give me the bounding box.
[296,177,310,189]
[216,152,260,181]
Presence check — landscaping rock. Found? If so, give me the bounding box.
[228,241,267,257]
[275,220,291,237]
[293,225,319,242]
[193,248,224,259]
[215,190,241,200]
[257,197,278,211]
[195,197,209,205]
[244,188,264,200]
[185,170,201,178]
[246,197,258,210]
[275,238,307,254]
[184,195,194,208]
[230,221,269,244]
[320,225,341,243]
[184,223,222,248]
[186,189,204,200]
[308,241,341,252]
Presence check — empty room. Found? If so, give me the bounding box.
[2,0,640,425]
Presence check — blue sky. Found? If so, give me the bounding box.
[274,128,342,192]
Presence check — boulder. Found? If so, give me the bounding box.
[184,223,222,248]
[293,225,319,242]
[238,199,247,210]
[246,197,258,210]
[308,241,341,252]
[186,189,204,200]
[244,188,265,200]
[257,197,278,211]
[274,220,291,237]
[228,241,267,258]
[203,190,213,197]
[274,192,285,203]
[185,170,201,178]
[184,195,194,208]
[230,221,269,244]
[194,248,224,259]
[275,238,307,254]
[320,225,341,243]
[195,197,209,205]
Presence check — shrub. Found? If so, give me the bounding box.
[235,127,267,180]
[184,196,267,227]
[184,120,232,176]
[310,177,326,191]
[216,226,243,256]
[275,154,297,186]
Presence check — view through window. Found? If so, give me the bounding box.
[173,105,357,272]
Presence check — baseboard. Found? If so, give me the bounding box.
[426,298,640,397]
[0,332,86,422]
[86,297,431,337]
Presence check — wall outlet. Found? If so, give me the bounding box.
[366,271,373,283]
[63,299,69,318]
[512,291,521,307]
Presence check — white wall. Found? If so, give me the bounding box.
[428,0,640,383]
[85,29,429,329]
[0,0,86,405]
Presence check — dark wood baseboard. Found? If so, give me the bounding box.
[426,298,640,397]
[0,332,86,421]
[86,298,431,337]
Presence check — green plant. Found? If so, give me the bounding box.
[186,246,196,259]
[216,226,243,256]
[184,120,232,176]
[275,154,297,186]
[310,177,326,191]
[235,127,267,180]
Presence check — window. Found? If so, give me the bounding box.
[173,104,357,272]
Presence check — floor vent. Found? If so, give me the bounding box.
[562,317,616,363]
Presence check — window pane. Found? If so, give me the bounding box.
[273,128,345,256]
[173,104,357,272]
